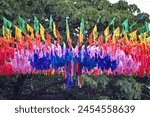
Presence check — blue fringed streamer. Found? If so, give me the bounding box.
[29,52,51,70]
[81,49,96,69]
[65,50,73,65]
[97,53,118,71]
[51,52,66,69]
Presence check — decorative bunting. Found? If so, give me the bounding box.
[40,23,45,41]
[26,23,34,39]
[49,15,53,31]
[18,16,26,33]
[79,17,84,43]
[122,19,129,34]
[0,16,150,89]
[34,16,39,33]
[15,26,22,41]
[93,25,98,41]
[53,21,57,38]
[104,26,109,43]
[66,18,72,48]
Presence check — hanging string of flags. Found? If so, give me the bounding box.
[0,16,150,89]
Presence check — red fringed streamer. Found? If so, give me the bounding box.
[35,33,41,48]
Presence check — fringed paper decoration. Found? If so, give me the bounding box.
[26,23,34,39]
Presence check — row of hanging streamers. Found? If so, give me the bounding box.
[0,16,150,88]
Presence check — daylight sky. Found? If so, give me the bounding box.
[109,0,150,15]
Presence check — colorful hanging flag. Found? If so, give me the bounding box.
[2,26,8,38]
[145,22,150,36]
[98,34,103,48]
[145,36,150,45]
[7,29,12,41]
[35,33,41,48]
[2,26,12,40]
[53,21,57,38]
[79,17,84,43]
[138,34,143,43]
[104,26,109,42]
[49,15,53,31]
[113,27,120,38]
[129,30,137,39]
[129,30,137,43]
[138,32,147,43]
[3,17,12,29]
[56,29,62,45]
[34,16,39,33]
[66,18,72,48]
[88,32,93,46]
[40,23,45,41]
[93,25,98,41]
[113,27,120,43]
[15,26,22,41]
[122,19,129,34]
[46,32,51,46]
[26,23,34,39]
[2,17,12,38]
[18,16,26,33]
[109,17,116,32]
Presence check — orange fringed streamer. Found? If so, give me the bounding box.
[56,29,62,45]
[88,32,93,46]
[98,34,103,49]
[45,32,51,51]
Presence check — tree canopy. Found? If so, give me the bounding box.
[0,0,149,43]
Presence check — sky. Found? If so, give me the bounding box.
[109,0,150,15]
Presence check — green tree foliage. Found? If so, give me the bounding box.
[0,74,150,99]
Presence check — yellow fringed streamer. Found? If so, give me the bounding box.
[129,30,137,43]
[15,26,22,41]
[79,32,83,43]
[113,27,120,43]
[145,37,150,45]
[104,26,109,43]
[67,29,70,41]
[2,26,6,37]
[143,32,147,39]
[138,34,143,43]
[53,21,57,38]
[123,31,128,42]
[40,23,45,41]
[7,29,12,41]
[27,24,34,39]
[113,27,120,38]
[2,26,12,40]
[138,32,147,43]
[93,25,98,41]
